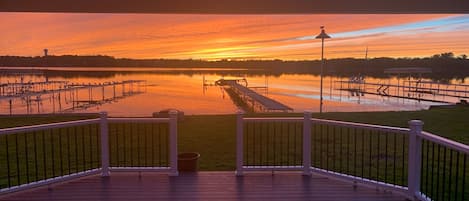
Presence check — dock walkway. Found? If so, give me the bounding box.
[224,80,292,112]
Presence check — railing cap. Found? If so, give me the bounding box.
[408,120,424,126]
[100,111,108,117]
[237,110,245,115]
[169,110,178,115]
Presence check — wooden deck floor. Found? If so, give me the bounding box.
[0,172,407,201]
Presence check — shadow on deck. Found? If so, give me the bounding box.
[0,171,407,201]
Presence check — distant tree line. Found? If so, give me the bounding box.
[1,52,468,79]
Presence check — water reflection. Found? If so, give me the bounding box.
[0,67,461,116]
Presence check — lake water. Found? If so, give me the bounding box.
[0,67,463,116]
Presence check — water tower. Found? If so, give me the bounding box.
[43,49,48,57]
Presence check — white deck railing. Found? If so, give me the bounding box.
[236,111,469,201]
[0,111,179,195]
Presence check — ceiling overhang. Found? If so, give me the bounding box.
[1,0,468,14]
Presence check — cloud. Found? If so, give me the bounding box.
[0,13,468,59]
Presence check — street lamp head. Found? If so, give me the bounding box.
[315,26,331,39]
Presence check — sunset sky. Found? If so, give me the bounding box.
[1,13,468,60]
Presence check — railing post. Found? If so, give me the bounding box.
[408,120,423,200]
[100,111,110,177]
[235,110,245,176]
[169,110,179,176]
[303,111,312,176]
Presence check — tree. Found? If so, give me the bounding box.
[440,52,454,58]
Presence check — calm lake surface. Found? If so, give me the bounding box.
[0,67,465,116]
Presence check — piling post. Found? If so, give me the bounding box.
[169,110,179,176]
[100,112,110,177]
[303,111,312,175]
[235,110,245,176]
[408,120,423,199]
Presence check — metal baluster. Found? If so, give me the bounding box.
[420,140,425,194]
[436,144,440,200]
[74,126,78,172]
[122,123,126,166]
[15,134,20,185]
[454,152,459,201]
[369,130,372,179]
[361,129,365,178]
[42,130,46,179]
[293,122,297,166]
[151,123,155,166]
[448,149,453,201]
[24,133,30,183]
[393,133,397,185]
[67,127,71,173]
[279,122,283,166]
[442,147,447,200]
[33,131,38,181]
[137,123,141,166]
[130,123,134,167]
[96,124,100,167]
[345,127,349,174]
[59,128,64,176]
[165,123,169,166]
[260,122,263,166]
[319,124,323,168]
[385,132,388,184]
[353,127,357,176]
[89,124,93,169]
[377,130,380,182]
[247,122,251,166]
[332,126,336,171]
[286,122,289,166]
[81,125,85,171]
[430,142,435,199]
[51,130,55,178]
[425,140,430,197]
[461,155,466,201]
[157,123,161,167]
[402,134,406,186]
[326,124,329,171]
[271,123,277,165]
[144,123,148,167]
[5,135,11,187]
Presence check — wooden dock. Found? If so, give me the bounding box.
[0,80,146,114]
[334,79,469,103]
[220,79,292,112]
[0,172,406,201]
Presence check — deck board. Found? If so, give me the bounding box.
[0,172,407,201]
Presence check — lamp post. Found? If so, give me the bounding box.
[315,26,331,114]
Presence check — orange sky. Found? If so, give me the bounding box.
[1,13,468,60]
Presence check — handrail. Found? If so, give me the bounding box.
[0,111,179,195]
[239,114,468,201]
[243,117,303,122]
[0,118,100,136]
[108,117,170,123]
[419,131,469,154]
[311,118,410,134]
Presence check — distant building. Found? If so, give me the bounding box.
[43,49,48,57]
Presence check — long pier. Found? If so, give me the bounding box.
[218,79,292,112]
[334,79,469,103]
[0,79,146,114]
